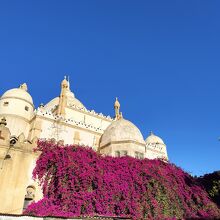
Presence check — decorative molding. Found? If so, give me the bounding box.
[100,140,146,150]
[0,114,31,123]
[66,105,113,122]
[0,96,34,108]
[35,114,104,136]
[146,147,166,154]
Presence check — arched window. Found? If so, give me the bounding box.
[23,185,35,211]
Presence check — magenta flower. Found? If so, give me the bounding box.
[24,141,220,219]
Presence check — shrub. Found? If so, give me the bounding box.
[197,171,220,207]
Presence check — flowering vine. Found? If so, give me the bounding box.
[24,141,220,219]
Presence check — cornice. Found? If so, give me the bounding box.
[0,113,31,123]
[0,96,34,108]
[100,140,146,150]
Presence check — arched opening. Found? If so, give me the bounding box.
[23,185,35,211]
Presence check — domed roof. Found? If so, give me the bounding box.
[65,90,85,108]
[44,97,59,110]
[145,132,165,145]
[100,118,145,147]
[44,95,85,110]
[44,78,85,110]
[1,84,33,105]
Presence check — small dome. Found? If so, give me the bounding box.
[44,97,59,110]
[100,118,145,147]
[1,87,33,104]
[145,132,165,144]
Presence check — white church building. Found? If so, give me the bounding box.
[0,77,168,214]
[0,77,168,160]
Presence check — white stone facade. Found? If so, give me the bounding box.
[0,79,168,160]
[0,78,169,215]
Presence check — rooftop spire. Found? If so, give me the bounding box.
[114,97,122,120]
[114,97,120,108]
[57,77,69,117]
[61,76,69,89]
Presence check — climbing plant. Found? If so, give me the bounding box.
[24,141,220,219]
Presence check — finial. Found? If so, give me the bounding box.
[61,76,69,88]
[0,117,7,126]
[67,75,70,89]
[150,131,154,136]
[19,83,28,91]
[114,97,120,108]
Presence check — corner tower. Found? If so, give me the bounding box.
[0,83,34,138]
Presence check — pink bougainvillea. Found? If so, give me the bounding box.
[24,141,220,219]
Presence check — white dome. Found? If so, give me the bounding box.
[44,95,85,110]
[65,90,85,109]
[44,97,59,110]
[100,118,145,147]
[1,88,33,105]
[145,132,165,145]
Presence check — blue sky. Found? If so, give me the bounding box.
[0,1,219,176]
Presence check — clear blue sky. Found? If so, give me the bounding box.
[0,1,219,176]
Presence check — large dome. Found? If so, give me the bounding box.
[44,95,85,110]
[1,87,33,105]
[100,118,145,147]
[65,90,85,108]
[145,132,165,145]
[44,78,85,110]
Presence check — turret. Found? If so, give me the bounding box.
[114,97,122,120]
[57,76,69,117]
[0,83,34,138]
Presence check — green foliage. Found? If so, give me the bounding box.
[197,171,220,207]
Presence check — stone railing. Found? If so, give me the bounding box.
[36,111,105,133]
[35,105,113,122]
